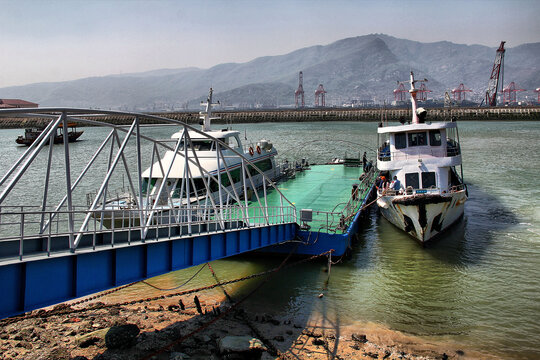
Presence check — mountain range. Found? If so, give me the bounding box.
[1,34,539,110]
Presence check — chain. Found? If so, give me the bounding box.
[0,250,333,327]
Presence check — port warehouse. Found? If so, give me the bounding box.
[1,106,539,128]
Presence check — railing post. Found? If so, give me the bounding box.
[19,211,24,260]
[61,113,76,251]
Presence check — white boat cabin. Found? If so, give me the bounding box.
[377,121,463,194]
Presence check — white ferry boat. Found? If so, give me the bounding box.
[376,72,467,244]
[96,88,280,227]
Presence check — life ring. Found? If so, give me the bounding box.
[249,147,254,156]
[256,145,261,154]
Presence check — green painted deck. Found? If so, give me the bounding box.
[247,165,376,233]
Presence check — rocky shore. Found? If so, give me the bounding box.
[0,289,499,360]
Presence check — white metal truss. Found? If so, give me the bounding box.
[0,108,296,258]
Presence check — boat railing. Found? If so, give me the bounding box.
[378,145,461,162]
[300,167,377,233]
[377,183,465,197]
[0,204,296,261]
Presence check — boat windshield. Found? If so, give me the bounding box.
[178,140,214,151]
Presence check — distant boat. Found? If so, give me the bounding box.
[15,123,83,146]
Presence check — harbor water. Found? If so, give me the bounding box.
[0,120,539,359]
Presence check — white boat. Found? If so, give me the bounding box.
[94,88,281,228]
[376,72,467,244]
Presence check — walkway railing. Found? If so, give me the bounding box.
[299,167,377,233]
[0,108,296,260]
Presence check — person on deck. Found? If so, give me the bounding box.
[390,176,402,192]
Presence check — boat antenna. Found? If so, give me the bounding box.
[199,88,221,131]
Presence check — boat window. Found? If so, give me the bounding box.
[190,140,213,151]
[171,178,207,198]
[141,178,157,195]
[405,173,420,189]
[395,133,407,149]
[248,158,273,176]
[408,132,427,146]
[226,136,240,149]
[421,172,436,188]
[429,130,441,146]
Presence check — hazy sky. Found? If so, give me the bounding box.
[1,0,539,87]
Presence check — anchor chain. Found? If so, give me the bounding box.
[0,250,334,327]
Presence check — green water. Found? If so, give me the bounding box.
[1,121,539,358]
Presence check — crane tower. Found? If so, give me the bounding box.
[452,83,473,101]
[485,41,506,106]
[295,71,305,108]
[502,82,525,104]
[315,84,327,107]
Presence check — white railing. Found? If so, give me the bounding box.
[378,144,460,162]
[0,204,296,260]
[0,108,296,257]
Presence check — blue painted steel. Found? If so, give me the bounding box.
[0,223,296,319]
[264,185,376,257]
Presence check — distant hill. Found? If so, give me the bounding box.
[1,34,538,110]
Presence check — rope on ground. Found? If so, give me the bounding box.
[140,263,207,291]
[141,242,308,360]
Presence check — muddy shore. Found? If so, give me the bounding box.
[0,286,500,360]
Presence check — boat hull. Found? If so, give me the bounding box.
[377,190,466,243]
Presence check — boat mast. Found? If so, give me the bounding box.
[409,72,420,124]
[200,88,220,132]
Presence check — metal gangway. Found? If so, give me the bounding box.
[0,108,297,319]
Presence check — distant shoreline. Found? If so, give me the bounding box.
[0,106,539,129]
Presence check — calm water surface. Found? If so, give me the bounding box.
[0,121,538,359]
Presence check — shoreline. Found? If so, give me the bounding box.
[0,106,539,129]
[0,287,501,360]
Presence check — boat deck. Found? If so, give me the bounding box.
[250,164,375,234]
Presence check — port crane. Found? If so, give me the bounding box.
[295,71,305,108]
[485,41,506,106]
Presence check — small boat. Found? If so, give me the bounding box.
[15,123,83,146]
[94,88,281,228]
[376,72,467,244]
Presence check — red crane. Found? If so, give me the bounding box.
[314,84,327,107]
[502,82,525,104]
[452,83,473,101]
[295,71,305,108]
[485,41,506,106]
[417,82,432,101]
[393,83,407,102]
[535,88,540,102]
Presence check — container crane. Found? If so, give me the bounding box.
[502,82,525,104]
[452,83,473,101]
[314,84,327,107]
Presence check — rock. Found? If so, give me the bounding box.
[218,336,268,357]
[456,349,465,356]
[312,338,326,346]
[0,332,9,339]
[441,353,449,360]
[170,352,190,360]
[294,340,303,345]
[75,328,110,348]
[352,333,368,343]
[105,324,140,349]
